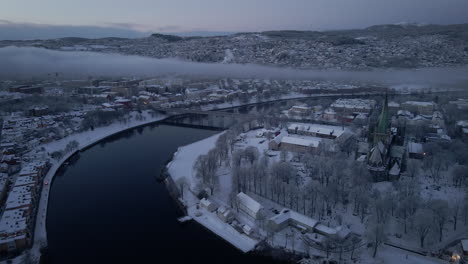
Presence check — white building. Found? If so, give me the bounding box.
[236,192,262,219]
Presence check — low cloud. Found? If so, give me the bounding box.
[0,23,147,40]
[0,47,467,88]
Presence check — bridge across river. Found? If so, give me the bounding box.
[154,107,246,118]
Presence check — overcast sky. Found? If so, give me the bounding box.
[1,0,468,39]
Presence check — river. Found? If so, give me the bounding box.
[43,123,289,264]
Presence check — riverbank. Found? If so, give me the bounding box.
[1,110,168,264]
[166,132,260,253]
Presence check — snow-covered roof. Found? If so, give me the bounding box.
[270,209,318,229]
[456,120,468,128]
[5,185,33,210]
[388,101,400,107]
[14,176,36,187]
[288,123,346,138]
[0,208,27,235]
[389,162,401,176]
[281,136,320,148]
[315,224,338,235]
[356,155,367,162]
[403,101,435,107]
[408,142,423,154]
[271,132,285,144]
[369,145,383,166]
[200,198,215,208]
[462,239,468,251]
[237,192,262,214]
[331,98,375,110]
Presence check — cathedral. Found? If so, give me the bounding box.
[367,96,405,182]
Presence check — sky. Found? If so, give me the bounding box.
[1,0,468,39]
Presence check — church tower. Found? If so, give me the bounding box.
[373,94,390,144]
[367,95,391,181]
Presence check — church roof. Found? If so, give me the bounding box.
[389,162,401,176]
[369,145,383,166]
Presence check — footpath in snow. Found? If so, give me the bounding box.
[167,132,258,253]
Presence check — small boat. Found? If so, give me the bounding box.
[177,216,192,223]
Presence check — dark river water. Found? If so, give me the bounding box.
[43,123,288,264]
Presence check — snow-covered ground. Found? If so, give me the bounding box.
[167,133,222,188]
[1,110,167,264]
[167,132,260,253]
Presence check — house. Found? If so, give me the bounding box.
[408,142,424,159]
[462,239,468,255]
[0,208,30,253]
[268,209,318,232]
[323,108,336,121]
[242,224,253,236]
[200,198,218,212]
[268,132,285,151]
[288,105,311,117]
[236,192,262,219]
[217,207,234,223]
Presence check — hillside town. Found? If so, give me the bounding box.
[1,23,468,70]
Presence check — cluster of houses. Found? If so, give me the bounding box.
[284,98,376,124]
[0,161,50,253]
[1,112,85,159]
[198,192,353,246]
[65,77,277,111]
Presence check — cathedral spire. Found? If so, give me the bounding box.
[373,94,389,144]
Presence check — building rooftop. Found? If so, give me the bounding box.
[0,208,28,236]
[403,101,435,107]
[14,176,36,187]
[408,142,424,154]
[281,136,321,148]
[5,185,33,210]
[270,208,319,229]
[288,123,346,138]
[237,192,262,214]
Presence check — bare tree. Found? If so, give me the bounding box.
[243,146,259,165]
[430,199,449,242]
[451,199,461,231]
[194,151,219,195]
[175,178,187,200]
[452,165,468,188]
[280,149,288,162]
[215,133,229,166]
[412,208,433,248]
[406,159,421,178]
[366,216,387,258]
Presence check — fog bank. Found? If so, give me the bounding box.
[1,47,467,87]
